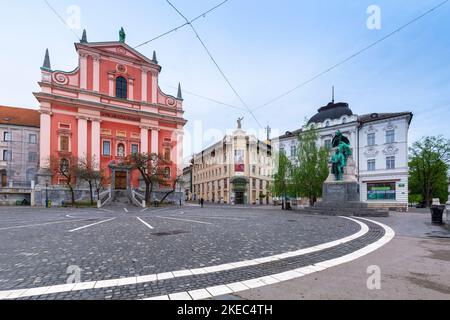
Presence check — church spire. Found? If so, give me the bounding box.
[81,29,88,43]
[42,49,51,70]
[152,50,158,64]
[177,83,183,100]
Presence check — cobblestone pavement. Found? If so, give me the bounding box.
[0,205,386,300]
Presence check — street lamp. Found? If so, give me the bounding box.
[45,182,49,208]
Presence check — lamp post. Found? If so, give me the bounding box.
[45,182,49,208]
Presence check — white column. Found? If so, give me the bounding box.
[108,73,115,97]
[40,112,51,168]
[91,119,101,169]
[93,55,100,92]
[77,117,88,159]
[176,131,184,173]
[151,70,158,104]
[141,68,148,102]
[80,53,88,90]
[141,127,149,155]
[151,129,159,155]
[129,78,134,100]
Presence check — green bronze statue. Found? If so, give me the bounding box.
[330,130,352,181]
[119,27,126,43]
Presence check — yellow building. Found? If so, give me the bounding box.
[192,123,273,205]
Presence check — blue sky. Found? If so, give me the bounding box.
[1,0,449,156]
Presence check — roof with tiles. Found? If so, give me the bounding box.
[0,106,40,128]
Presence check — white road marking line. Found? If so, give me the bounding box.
[140,208,149,213]
[123,208,129,213]
[0,219,89,231]
[188,289,212,300]
[181,216,247,221]
[136,217,154,230]
[169,292,192,301]
[68,218,116,233]
[153,216,213,225]
[99,208,114,213]
[2,217,393,300]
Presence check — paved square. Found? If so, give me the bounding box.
[0,205,388,300]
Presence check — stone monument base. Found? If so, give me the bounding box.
[322,181,359,203]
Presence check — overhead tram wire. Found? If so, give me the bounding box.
[252,0,450,113]
[165,0,264,129]
[164,84,247,111]
[134,0,230,49]
[43,0,81,41]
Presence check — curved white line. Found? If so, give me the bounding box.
[0,216,369,300]
[147,217,395,300]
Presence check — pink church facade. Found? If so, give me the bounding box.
[34,30,187,195]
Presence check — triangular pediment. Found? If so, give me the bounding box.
[76,42,157,66]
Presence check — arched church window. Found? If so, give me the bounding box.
[116,76,127,99]
[117,143,125,157]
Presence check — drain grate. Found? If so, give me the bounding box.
[152,230,189,237]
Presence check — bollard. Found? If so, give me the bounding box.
[142,200,146,208]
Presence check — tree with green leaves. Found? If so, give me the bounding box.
[292,127,329,206]
[272,151,292,210]
[409,136,450,206]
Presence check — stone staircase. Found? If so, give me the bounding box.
[110,190,132,206]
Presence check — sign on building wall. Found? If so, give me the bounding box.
[235,150,244,172]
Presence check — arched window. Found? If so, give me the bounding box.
[116,76,127,99]
[163,167,171,179]
[117,143,125,157]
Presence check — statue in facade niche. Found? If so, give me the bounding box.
[330,130,352,180]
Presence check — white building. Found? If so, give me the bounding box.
[273,100,413,210]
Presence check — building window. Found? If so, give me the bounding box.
[367,182,396,200]
[60,136,70,152]
[164,167,171,179]
[164,148,171,162]
[102,141,111,156]
[117,143,125,157]
[3,150,11,161]
[3,132,12,142]
[29,134,37,144]
[367,159,376,171]
[116,76,127,99]
[342,117,347,124]
[325,121,330,127]
[279,147,285,155]
[290,145,297,157]
[386,156,395,169]
[367,133,375,146]
[324,139,332,150]
[386,130,395,144]
[131,144,139,155]
[28,152,37,162]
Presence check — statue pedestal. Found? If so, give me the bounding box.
[322,181,360,203]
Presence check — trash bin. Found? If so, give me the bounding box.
[430,205,445,225]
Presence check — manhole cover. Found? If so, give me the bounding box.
[152,230,189,237]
